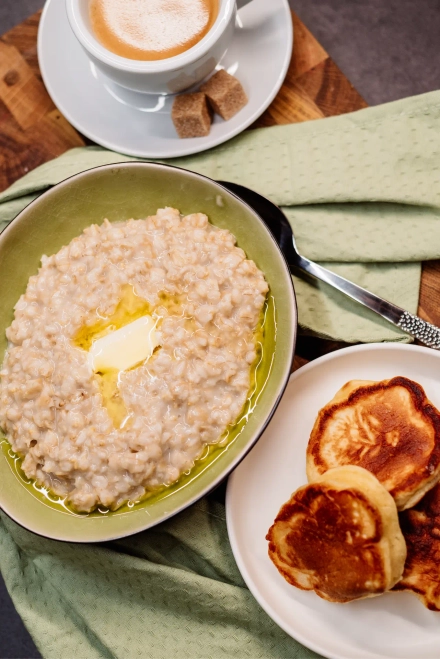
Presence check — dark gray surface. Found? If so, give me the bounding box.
[1,0,440,104]
[0,575,40,659]
[1,0,440,657]
[292,0,440,105]
[0,0,42,33]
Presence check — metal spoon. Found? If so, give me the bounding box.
[218,180,440,349]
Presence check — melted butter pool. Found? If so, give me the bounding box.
[73,284,153,428]
[1,292,277,517]
[73,284,152,350]
[73,285,183,429]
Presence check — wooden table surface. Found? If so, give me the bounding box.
[0,9,439,364]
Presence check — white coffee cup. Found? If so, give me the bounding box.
[66,0,252,96]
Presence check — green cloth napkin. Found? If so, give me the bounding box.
[4,90,440,344]
[0,501,321,659]
[2,90,440,659]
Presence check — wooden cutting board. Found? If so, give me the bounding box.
[0,9,439,364]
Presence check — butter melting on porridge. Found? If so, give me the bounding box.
[0,208,268,512]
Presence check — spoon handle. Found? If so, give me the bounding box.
[216,179,440,349]
[294,253,440,349]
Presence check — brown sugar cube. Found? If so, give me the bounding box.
[200,69,248,121]
[171,92,212,138]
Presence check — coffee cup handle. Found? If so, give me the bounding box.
[236,0,253,8]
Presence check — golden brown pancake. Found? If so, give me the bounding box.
[306,377,440,511]
[266,466,406,603]
[394,482,440,610]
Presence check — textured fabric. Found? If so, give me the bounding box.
[5,91,440,342]
[0,503,320,659]
[1,90,440,659]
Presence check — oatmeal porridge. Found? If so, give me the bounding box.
[0,208,268,512]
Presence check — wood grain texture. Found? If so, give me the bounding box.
[418,262,440,324]
[2,11,41,76]
[252,12,366,129]
[0,8,436,358]
[0,9,366,190]
[0,10,85,192]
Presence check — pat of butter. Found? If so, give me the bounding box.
[88,315,158,373]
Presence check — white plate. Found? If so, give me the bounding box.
[226,344,440,659]
[37,0,293,159]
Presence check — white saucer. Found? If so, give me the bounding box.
[37,0,293,159]
[227,344,440,659]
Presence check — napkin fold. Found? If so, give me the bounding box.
[2,90,440,659]
[3,90,440,343]
[0,501,320,659]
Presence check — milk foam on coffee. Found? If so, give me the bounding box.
[90,0,219,61]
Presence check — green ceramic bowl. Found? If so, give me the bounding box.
[0,162,296,542]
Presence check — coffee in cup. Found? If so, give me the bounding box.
[67,0,253,95]
[89,0,220,61]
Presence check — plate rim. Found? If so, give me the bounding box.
[226,342,440,659]
[0,160,298,543]
[37,0,293,159]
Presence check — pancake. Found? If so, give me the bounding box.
[306,377,440,511]
[266,466,406,603]
[394,482,440,610]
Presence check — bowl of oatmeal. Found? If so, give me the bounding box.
[0,162,296,542]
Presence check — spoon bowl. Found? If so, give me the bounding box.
[219,181,440,350]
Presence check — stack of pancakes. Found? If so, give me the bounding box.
[267,376,440,609]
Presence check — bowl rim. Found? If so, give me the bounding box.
[65,0,236,74]
[0,161,297,542]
